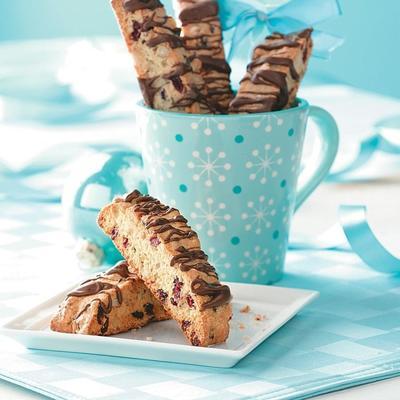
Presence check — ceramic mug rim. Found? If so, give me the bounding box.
[135,98,309,119]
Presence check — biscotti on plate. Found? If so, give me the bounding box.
[97,189,232,346]
[51,260,169,336]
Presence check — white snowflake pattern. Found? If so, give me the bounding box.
[241,195,276,234]
[190,116,226,135]
[145,142,175,181]
[188,147,231,187]
[239,246,270,282]
[207,247,231,280]
[190,198,231,237]
[249,114,285,133]
[245,143,283,184]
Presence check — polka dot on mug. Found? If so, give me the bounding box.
[231,236,240,245]
[273,230,279,239]
[288,128,294,137]
[175,134,183,142]
[179,184,187,192]
[280,179,287,188]
[233,185,242,194]
[235,135,244,143]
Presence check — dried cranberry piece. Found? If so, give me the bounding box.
[157,289,168,302]
[160,89,166,100]
[150,236,161,247]
[190,332,200,346]
[122,237,129,248]
[181,320,191,331]
[111,227,118,240]
[171,76,184,93]
[170,297,178,306]
[132,311,144,319]
[131,21,141,41]
[186,295,195,309]
[144,303,154,315]
[172,277,183,302]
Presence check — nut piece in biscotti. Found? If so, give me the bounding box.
[111,0,211,113]
[50,261,169,336]
[175,0,233,113]
[229,28,313,113]
[97,190,232,347]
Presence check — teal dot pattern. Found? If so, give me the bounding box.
[141,108,308,283]
[231,236,240,245]
[235,135,244,143]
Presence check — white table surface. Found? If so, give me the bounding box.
[2,84,400,399]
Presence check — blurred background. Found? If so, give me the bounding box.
[0,0,399,99]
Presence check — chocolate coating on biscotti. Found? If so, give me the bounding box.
[50,261,169,336]
[175,0,233,113]
[229,28,313,113]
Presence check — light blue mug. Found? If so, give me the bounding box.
[136,99,339,284]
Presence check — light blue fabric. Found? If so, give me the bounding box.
[0,201,400,400]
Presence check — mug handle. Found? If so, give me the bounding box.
[294,105,339,212]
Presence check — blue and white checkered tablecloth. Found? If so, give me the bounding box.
[1,200,400,400]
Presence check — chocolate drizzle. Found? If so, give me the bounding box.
[191,278,231,310]
[197,56,231,74]
[68,262,134,335]
[248,56,299,80]
[170,246,217,277]
[230,96,275,111]
[123,0,162,12]
[105,260,135,279]
[247,69,288,109]
[147,34,182,49]
[68,281,115,298]
[179,1,219,25]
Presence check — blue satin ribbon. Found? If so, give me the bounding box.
[327,132,400,182]
[218,0,344,62]
[339,205,400,274]
[290,205,400,275]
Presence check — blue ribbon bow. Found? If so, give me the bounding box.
[218,0,344,62]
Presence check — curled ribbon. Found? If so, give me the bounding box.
[339,205,400,274]
[218,0,344,62]
[290,205,400,275]
[327,124,400,182]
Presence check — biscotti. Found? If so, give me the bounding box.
[50,261,169,336]
[229,29,313,113]
[111,0,211,113]
[97,190,232,346]
[175,0,233,113]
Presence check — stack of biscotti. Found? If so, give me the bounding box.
[112,0,314,114]
[51,261,169,336]
[97,190,232,346]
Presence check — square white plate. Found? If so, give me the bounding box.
[0,282,318,368]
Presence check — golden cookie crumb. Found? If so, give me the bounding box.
[240,305,251,313]
[238,323,246,330]
[255,314,266,321]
